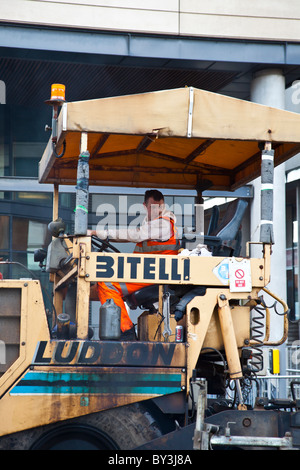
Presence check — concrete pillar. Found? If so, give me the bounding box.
[250,69,286,365]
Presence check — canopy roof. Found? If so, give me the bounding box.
[39,87,300,191]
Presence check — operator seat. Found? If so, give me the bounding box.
[204,198,248,256]
[124,283,205,317]
[125,285,160,311]
[125,285,178,312]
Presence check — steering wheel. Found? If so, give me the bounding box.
[91,235,120,253]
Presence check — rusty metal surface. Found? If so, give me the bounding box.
[11,365,184,396]
[6,364,186,427]
[206,409,281,438]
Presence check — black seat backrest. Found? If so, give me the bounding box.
[204,199,248,256]
[207,204,220,235]
[124,285,187,311]
[125,285,159,310]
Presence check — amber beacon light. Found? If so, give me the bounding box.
[45,83,66,158]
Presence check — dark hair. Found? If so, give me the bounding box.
[144,189,164,204]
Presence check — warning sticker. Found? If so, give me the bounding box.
[213,259,229,285]
[229,258,252,292]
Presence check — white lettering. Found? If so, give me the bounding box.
[96,202,116,231]
[291,340,300,366]
[292,80,300,105]
[0,80,5,104]
[107,453,193,466]
[108,454,143,467]
[93,196,204,249]
[0,340,6,364]
[153,455,193,465]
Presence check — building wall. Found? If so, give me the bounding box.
[2,0,300,42]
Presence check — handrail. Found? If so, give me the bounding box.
[261,287,289,346]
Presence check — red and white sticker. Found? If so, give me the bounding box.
[229,259,252,292]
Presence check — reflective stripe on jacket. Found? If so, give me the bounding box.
[134,216,180,255]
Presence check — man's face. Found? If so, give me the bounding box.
[144,197,164,220]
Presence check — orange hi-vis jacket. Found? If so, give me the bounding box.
[97,215,180,333]
[134,216,180,255]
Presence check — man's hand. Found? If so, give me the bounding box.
[87,229,108,240]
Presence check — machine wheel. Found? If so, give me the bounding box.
[0,402,163,450]
[30,423,118,450]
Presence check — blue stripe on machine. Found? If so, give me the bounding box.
[10,371,182,395]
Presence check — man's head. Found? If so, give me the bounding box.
[144,189,165,220]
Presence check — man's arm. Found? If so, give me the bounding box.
[88,217,172,243]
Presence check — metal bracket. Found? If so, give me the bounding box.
[162,291,172,341]
[210,433,293,449]
[187,87,194,138]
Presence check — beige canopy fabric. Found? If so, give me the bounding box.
[39,87,300,190]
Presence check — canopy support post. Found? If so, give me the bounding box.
[260,141,274,244]
[74,132,90,235]
[73,132,91,339]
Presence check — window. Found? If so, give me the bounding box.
[0,215,9,250]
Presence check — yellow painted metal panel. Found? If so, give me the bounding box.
[0,365,185,437]
[86,252,266,288]
[272,349,280,374]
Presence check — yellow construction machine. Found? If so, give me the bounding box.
[0,86,299,450]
